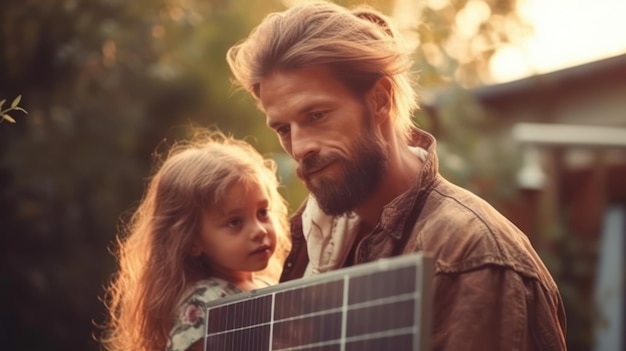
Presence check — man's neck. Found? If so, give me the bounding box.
[354,140,423,230]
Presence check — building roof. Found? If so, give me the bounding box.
[474,53,626,107]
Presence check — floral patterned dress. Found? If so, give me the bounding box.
[166,277,243,351]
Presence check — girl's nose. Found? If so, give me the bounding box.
[251,221,269,241]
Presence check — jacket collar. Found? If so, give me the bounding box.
[379,128,439,239]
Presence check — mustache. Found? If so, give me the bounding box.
[296,153,341,179]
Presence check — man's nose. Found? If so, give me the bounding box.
[290,126,319,161]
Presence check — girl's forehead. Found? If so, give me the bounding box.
[211,179,271,211]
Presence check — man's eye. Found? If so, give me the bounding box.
[311,111,326,120]
[276,125,290,136]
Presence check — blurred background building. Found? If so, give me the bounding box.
[424,52,626,351]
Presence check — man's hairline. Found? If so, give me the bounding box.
[252,64,374,111]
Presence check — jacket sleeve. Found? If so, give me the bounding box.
[279,200,310,282]
[430,266,567,351]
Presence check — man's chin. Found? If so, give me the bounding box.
[303,175,329,193]
[308,186,355,216]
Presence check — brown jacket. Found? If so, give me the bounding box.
[280,129,567,351]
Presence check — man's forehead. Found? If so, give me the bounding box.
[259,66,339,93]
[259,67,346,117]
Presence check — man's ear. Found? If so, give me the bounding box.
[368,77,392,125]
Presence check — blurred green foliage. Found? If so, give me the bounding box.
[0,95,28,123]
[1,1,586,351]
[0,1,290,350]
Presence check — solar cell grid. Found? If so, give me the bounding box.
[207,295,272,333]
[274,280,344,319]
[204,253,432,351]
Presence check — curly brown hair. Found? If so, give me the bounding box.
[101,129,290,351]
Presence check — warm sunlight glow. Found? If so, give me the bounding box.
[455,0,491,40]
[490,0,626,83]
[289,0,626,85]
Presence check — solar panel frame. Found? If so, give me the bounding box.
[203,252,433,351]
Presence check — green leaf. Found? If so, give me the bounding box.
[11,95,22,108]
[13,107,28,114]
[0,99,5,109]
[2,114,16,123]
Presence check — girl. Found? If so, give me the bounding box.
[101,130,291,351]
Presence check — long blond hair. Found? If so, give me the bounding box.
[227,0,418,143]
[101,129,290,351]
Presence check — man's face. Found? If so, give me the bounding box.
[259,66,387,215]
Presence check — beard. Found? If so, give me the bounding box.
[296,118,388,216]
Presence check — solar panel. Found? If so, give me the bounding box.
[203,252,433,351]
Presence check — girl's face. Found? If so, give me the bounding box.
[195,180,277,281]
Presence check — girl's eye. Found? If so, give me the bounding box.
[258,208,270,220]
[227,218,242,227]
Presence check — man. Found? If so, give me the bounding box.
[226,1,567,350]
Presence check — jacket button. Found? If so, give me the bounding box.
[286,262,292,268]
